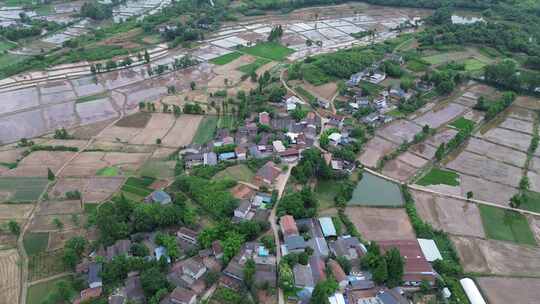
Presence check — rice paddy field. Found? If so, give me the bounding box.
[417,168,460,187]
[240,42,295,61]
[348,172,404,206]
[210,51,243,65]
[479,205,537,246]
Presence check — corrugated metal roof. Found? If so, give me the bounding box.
[417,238,443,262]
[318,217,337,237]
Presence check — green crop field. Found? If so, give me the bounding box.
[0,177,49,203]
[417,168,460,187]
[28,250,69,281]
[23,232,49,256]
[520,190,540,213]
[96,166,119,177]
[212,164,255,183]
[192,116,218,144]
[406,59,430,72]
[450,117,475,132]
[210,51,243,65]
[237,58,271,74]
[240,42,294,61]
[463,58,486,71]
[27,275,73,304]
[218,115,236,129]
[479,205,537,245]
[138,160,175,179]
[315,179,341,210]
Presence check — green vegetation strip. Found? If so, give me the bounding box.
[449,117,475,132]
[96,166,119,177]
[23,232,49,255]
[479,205,537,245]
[75,92,109,104]
[209,51,243,65]
[240,42,294,61]
[519,190,540,213]
[237,58,271,74]
[192,116,218,145]
[417,168,460,187]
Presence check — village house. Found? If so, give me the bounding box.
[88,262,102,289]
[279,148,300,163]
[182,258,207,281]
[294,264,315,291]
[183,153,204,168]
[254,161,282,188]
[233,199,253,220]
[326,114,345,129]
[280,215,299,237]
[218,151,236,161]
[389,87,414,102]
[329,236,366,262]
[230,183,256,201]
[259,111,271,126]
[328,132,342,147]
[272,140,286,153]
[162,287,197,304]
[74,287,102,304]
[318,217,337,238]
[108,272,145,304]
[379,240,437,286]
[177,227,199,245]
[235,146,247,160]
[203,152,217,166]
[328,259,348,289]
[106,239,131,261]
[212,240,223,259]
[296,218,330,257]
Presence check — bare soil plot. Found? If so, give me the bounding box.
[61,152,147,177]
[527,171,540,193]
[3,151,75,177]
[41,90,76,105]
[526,214,540,245]
[424,128,458,147]
[208,55,255,90]
[358,136,397,167]
[29,213,82,232]
[459,174,518,206]
[301,82,338,101]
[477,277,540,304]
[451,236,540,276]
[345,207,415,241]
[36,200,82,216]
[409,142,437,160]
[498,117,534,134]
[413,103,468,129]
[506,105,537,122]
[0,109,46,144]
[48,228,86,251]
[42,102,77,131]
[115,112,151,128]
[161,115,203,147]
[411,190,485,238]
[464,137,527,168]
[128,113,176,145]
[152,147,177,159]
[71,118,115,139]
[0,148,24,164]
[0,87,39,115]
[445,151,522,187]
[75,97,119,125]
[477,127,532,152]
[0,232,17,250]
[376,120,423,144]
[0,249,20,304]
[0,204,33,220]
[530,157,540,173]
[513,95,540,110]
[382,158,419,182]
[96,124,142,143]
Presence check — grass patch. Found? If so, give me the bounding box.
[0,176,49,203]
[315,179,341,210]
[27,275,72,304]
[294,86,316,103]
[76,92,109,104]
[520,190,540,213]
[28,250,69,281]
[479,205,537,245]
[417,168,460,187]
[96,166,119,177]
[218,115,236,129]
[24,232,49,255]
[210,51,243,65]
[237,58,271,74]
[449,117,475,132]
[387,108,405,118]
[463,58,486,71]
[240,42,294,61]
[84,203,99,214]
[121,176,155,199]
[0,162,17,169]
[212,164,255,183]
[138,160,175,179]
[406,59,430,72]
[192,116,218,144]
[125,176,155,188]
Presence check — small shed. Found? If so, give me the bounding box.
[318,217,337,237]
[417,238,443,262]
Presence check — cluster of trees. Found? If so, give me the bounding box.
[174,175,238,219]
[277,187,318,218]
[267,25,283,42]
[473,91,516,121]
[80,2,113,20]
[95,194,196,245]
[160,24,202,47]
[288,47,381,85]
[198,220,269,263]
[361,242,404,287]
[0,20,60,41]
[291,148,333,183]
[484,60,540,93]
[183,103,204,114]
[378,125,433,169]
[434,123,473,161]
[53,128,73,140]
[62,236,88,269]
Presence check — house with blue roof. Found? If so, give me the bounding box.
[219,152,236,161]
[154,246,171,263]
[318,217,337,238]
[146,190,172,205]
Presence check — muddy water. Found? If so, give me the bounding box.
[349,172,404,206]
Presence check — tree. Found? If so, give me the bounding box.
[310,279,338,304]
[222,231,244,263]
[336,256,352,274]
[155,232,180,261]
[372,258,388,285]
[190,81,196,90]
[466,191,474,200]
[385,248,404,288]
[47,168,55,181]
[62,248,79,269]
[7,220,20,236]
[278,261,295,293]
[244,258,256,288]
[144,49,150,63]
[156,138,162,145]
[435,143,446,161]
[130,242,150,257]
[140,267,170,297]
[65,236,87,256]
[52,218,63,229]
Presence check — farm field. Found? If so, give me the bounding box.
[210,51,243,65]
[345,207,416,241]
[477,277,540,304]
[60,151,148,177]
[448,116,475,132]
[28,250,69,282]
[478,205,536,245]
[161,114,203,147]
[50,177,124,203]
[0,249,20,304]
[27,275,72,304]
[192,116,218,144]
[381,152,428,182]
[451,235,540,276]
[416,167,460,187]
[23,232,49,256]
[412,190,485,238]
[240,42,295,61]
[237,58,272,75]
[2,151,75,178]
[212,164,254,183]
[314,179,341,210]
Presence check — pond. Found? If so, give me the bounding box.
[348,171,404,206]
[451,15,484,25]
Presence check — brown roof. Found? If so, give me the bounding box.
[80,287,102,302]
[255,162,282,183]
[235,146,247,154]
[379,240,436,283]
[177,227,198,239]
[280,215,298,237]
[230,184,256,200]
[279,148,299,157]
[328,259,347,283]
[170,287,196,303]
[212,240,223,255]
